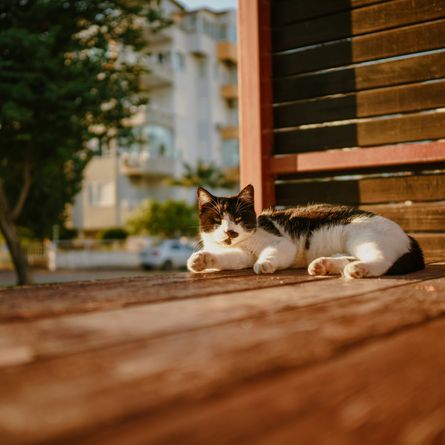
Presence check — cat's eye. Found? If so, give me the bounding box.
[213,218,221,224]
[235,217,242,223]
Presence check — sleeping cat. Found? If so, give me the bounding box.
[187,184,425,278]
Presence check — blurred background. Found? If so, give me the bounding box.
[0,0,239,285]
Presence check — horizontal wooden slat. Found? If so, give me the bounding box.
[276,174,445,206]
[274,79,445,128]
[0,270,320,322]
[274,110,445,154]
[273,51,445,103]
[361,203,445,232]
[18,274,445,445]
[411,233,445,262]
[272,0,445,52]
[273,19,445,77]
[271,0,389,27]
[271,142,445,175]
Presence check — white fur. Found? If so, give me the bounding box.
[187,213,412,279]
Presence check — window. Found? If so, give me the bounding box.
[221,139,239,168]
[173,52,186,71]
[88,181,115,207]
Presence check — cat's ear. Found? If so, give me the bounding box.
[197,187,215,209]
[237,184,254,203]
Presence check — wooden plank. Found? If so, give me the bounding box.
[274,80,445,128]
[2,267,445,369]
[108,317,445,445]
[271,142,445,174]
[273,19,445,77]
[272,0,445,52]
[361,203,445,232]
[0,269,321,322]
[275,174,445,206]
[273,51,445,103]
[4,273,445,444]
[274,110,445,154]
[271,0,389,27]
[238,0,275,211]
[411,233,445,262]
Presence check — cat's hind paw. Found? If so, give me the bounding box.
[253,260,276,275]
[187,251,216,273]
[308,257,331,276]
[344,261,368,279]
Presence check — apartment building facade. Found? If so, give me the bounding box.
[71,0,239,233]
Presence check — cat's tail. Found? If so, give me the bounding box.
[386,236,425,275]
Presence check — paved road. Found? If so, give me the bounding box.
[0,269,153,287]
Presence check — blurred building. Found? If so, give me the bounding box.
[71,0,238,234]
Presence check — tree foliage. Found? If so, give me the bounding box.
[126,200,198,238]
[0,0,168,282]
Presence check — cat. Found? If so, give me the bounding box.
[187,184,425,278]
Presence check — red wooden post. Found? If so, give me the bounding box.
[237,0,275,212]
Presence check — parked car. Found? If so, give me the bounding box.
[139,239,196,270]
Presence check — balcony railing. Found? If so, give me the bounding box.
[217,41,237,64]
[120,152,175,178]
[139,56,173,90]
[220,84,238,101]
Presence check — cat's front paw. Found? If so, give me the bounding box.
[344,261,368,279]
[253,260,276,275]
[187,251,216,272]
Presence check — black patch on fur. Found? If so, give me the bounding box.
[258,215,282,237]
[386,236,425,275]
[262,204,374,242]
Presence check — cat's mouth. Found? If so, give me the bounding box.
[223,237,232,245]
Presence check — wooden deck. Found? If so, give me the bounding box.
[1,264,445,444]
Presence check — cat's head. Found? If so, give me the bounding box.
[197,184,257,246]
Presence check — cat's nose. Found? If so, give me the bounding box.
[225,230,238,239]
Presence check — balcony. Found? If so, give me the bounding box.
[219,125,238,140]
[139,56,173,91]
[220,84,238,101]
[120,152,175,179]
[217,41,237,64]
[145,106,174,128]
[188,33,209,57]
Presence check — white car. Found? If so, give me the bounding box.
[140,239,196,270]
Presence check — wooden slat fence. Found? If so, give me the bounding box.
[239,0,445,262]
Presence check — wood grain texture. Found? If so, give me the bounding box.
[412,233,445,262]
[275,174,445,206]
[271,141,445,174]
[273,51,445,103]
[361,203,445,232]
[238,0,275,210]
[273,19,445,76]
[87,316,445,445]
[3,267,445,370]
[0,269,320,322]
[3,270,443,444]
[272,0,390,27]
[272,0,445,52]
[274,79,445,128]
[274,110,445,154]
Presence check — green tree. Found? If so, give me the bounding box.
[126,199,198,238]
[171,160,237,189]
[0,0,168,284]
